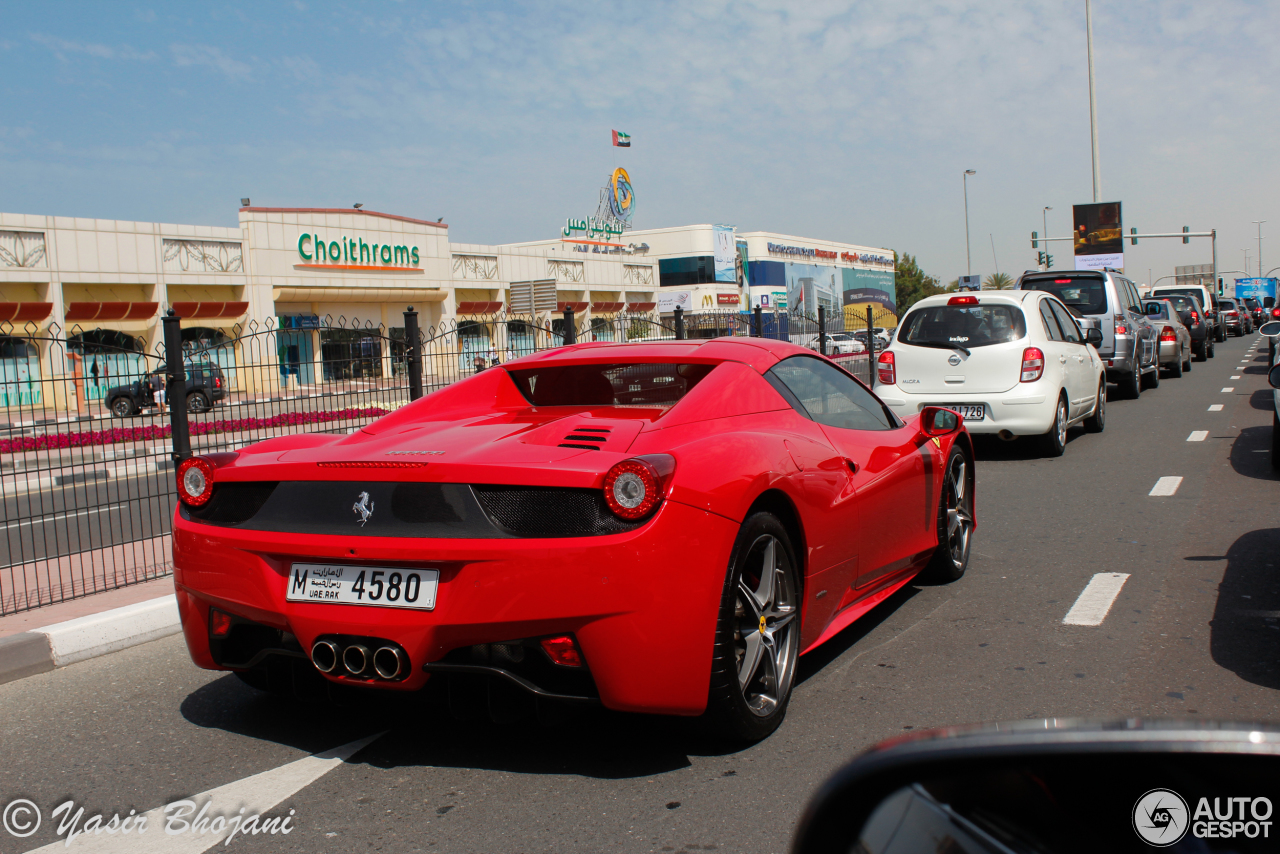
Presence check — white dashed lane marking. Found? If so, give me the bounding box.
[1149,476,1183,496]
[1187,431,1208,442]
[1209,404,1224,411]
[1222,387,1235,392]
[1063,573,1131,626]
[1232,375,1242,379]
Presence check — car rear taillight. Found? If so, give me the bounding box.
[1272,308,1280,319]
[214,376,222,389]
[1159,326,1177,342]
[1191,311,1200,324]
[948,296,978,305]
[602,455,672,520]
[877,351,896,385]
[1021,347,1044,382]
[1227,310,1239,317]
[1054,279,1072,284]
[176,456,215,506]
[539,635,584,667]
[1114,315,1128,335]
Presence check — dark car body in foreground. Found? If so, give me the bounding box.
[171,337,975,741]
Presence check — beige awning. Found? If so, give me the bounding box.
[271,287,445,303]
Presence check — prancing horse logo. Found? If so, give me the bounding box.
[353,491,374,526]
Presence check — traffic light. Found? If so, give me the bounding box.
[1182,226,1190,244]
[1045,252,1053,269]
[1037,251,1046,267]
[1130,228,1138,245]
[1031,231,1039,249]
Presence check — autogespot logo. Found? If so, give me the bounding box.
[1133,789,1189,846]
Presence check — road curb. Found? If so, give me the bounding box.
[0,594,181,685]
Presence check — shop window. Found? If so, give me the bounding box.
[68,329,148,402]
[320,328,384,382]
[659,256,715,288]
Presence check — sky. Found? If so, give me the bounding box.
[3,0,1279,288]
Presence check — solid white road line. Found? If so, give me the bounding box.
[1063,572,1131,626]
[0,505,120,532]
[23,733,383,853]
[1187,431,1208,442]
[1222,387,1235,392]
[1209,404,1224,411]
[1149,476,1183,496]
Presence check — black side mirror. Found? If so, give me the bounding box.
[792,721,1280,854]
[1269,364,1280,390]
[1084,327,1104,347]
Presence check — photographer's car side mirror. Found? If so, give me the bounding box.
[1259,321,1280,337]
[791,720,1280,854]
[1084,327,1104,347]
[1269,364,1280,390]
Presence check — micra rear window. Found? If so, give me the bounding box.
[897,305,1026,348]
[1021,274,1109,315]
[507,363,716,407]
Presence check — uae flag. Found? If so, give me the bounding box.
[612,130,631,147]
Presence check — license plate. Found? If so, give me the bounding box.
[286,564,438,611]
[937,404,985,421]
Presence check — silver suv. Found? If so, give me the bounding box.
[1017,269,1160,399]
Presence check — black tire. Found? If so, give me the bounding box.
[1041,394,1068,457]
[923,445,974,583]
[1193,339,1207,361]
[1183,347,1193,372]
[186,391,211,413]
[1142,363,1160,389]
[1218,325,1228,343]
[703,512,801,743]
[1168,353,1183,378]
[1208,338,1216,358]
[1121,366,1142,399]
[1273,411,1280,472]
[1084,380,1106,432]
[109,397,134,418]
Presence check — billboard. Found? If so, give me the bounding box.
[1235,278,1278,305]
[785,263,840,315]
[656,290,692,313]
[713,226,737,283]
[736,240,750,288]
[1073,201,1124,271]
[842,267,896,314]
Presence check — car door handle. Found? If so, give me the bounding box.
[845,458,859,474]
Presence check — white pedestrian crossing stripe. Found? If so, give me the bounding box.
[1149,476,1183,496]
[1063,573,1131,626]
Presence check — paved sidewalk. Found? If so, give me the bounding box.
[0,575,175,639]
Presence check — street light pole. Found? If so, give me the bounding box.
[963,170,976,277]
[1085,0,1101,202]
[1254,221,1266,277]
[1043,206,1052,269]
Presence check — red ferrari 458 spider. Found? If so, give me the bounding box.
[173,337,975,741]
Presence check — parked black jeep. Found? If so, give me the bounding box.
[106,360,227,417]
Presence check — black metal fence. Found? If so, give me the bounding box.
[0,303,894,615]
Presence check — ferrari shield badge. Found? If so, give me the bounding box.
[353,491,375,526]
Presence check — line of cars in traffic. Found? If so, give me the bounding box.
[871,267,1234,457]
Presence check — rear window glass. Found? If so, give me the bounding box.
[1020,275,1109,315]
[1162,294,1198,313]
[1144,302,1169,319]
[1245,298,1260,309]
[507,363,716,407]
[897,305,1027,348]
[1220,299,1237,308]
[1153,288,1207,303]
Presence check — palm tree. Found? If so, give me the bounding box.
[984,272,1014,290]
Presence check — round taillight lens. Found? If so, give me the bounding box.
[176,457,215,506]
[603,459,661,520]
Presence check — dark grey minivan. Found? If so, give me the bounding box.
[1017,269,1160,399]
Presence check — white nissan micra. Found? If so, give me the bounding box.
[874,291,1107,456]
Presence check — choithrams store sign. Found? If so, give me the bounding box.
[296,232,422,272]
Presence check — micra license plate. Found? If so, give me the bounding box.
[937,404,984,421]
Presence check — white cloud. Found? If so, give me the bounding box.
[29,33,155,61]
[170,44,252,80]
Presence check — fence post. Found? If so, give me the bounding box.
[818,305,827,356]
[404,306,423,401]
[753,305,763,337]
[163,309,192,465]
[563,308,577,345]
[674,306,685,340]
[865,306,876,384]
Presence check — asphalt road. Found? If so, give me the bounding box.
[2,332,1279,854]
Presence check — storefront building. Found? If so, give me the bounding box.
[0,206,660,406]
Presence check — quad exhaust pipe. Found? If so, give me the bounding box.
[310,637,407,681]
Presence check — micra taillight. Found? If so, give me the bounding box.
[1020,347,1044,382]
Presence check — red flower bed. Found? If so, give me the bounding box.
[0,406,391,454]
